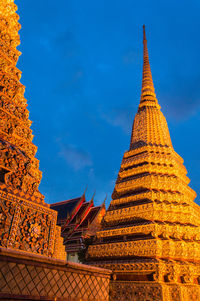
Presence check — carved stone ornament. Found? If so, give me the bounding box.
[0,0,66,261]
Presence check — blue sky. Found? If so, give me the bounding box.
[16,0,200,206]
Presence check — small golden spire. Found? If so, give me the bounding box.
[143,24,147,41]
[140,25,158,107]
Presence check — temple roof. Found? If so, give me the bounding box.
[81,206,102,228]
[51,194,105,253]
[65,206,103,242]
[69,201,92,226]
[50,197,82,220]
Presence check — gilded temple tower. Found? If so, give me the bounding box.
[0,0,42,199]
[0,0,65,260]
[87,26,200,300]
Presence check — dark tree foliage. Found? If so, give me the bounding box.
[78,237,94,263]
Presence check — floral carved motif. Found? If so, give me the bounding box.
[0,0,66,262]
[0,0,43,201]
[109,282,162,301]
[0,140,41,196]
[0,192,66,260]
[14,207,51,256]
[0,198,15,247]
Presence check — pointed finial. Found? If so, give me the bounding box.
[143,25,146,42]
[82,185,88,199]
[101,194,107,209]
[90,190,96,205]
[139,25,159,108]
[91,190,96,201]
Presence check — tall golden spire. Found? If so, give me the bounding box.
[130,26,171,149]
[87,27,200,300]
[140,25,157,105]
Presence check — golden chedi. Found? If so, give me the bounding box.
[87,26,200,300]
[0,0,65,260]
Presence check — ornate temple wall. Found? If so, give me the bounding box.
[0,248,111,300]
[109,281,200,301]
[0,190,66,259]
[0,0,66,261]
[0,3,111,299]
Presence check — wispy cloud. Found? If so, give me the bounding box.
[123,49,139,65]
[54,31,80,59]
[59,144,92,171]
[39,37,53,53]
[100,106,134,134]
[163,96,200,121]
[53,68,84,97]
[63,69,83,87]
[161,73,200,121]
[96,63,113,72]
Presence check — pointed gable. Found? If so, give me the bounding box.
[50,197,82,221]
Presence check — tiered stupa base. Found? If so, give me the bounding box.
[88,258,200,300]
[109,280,200,301]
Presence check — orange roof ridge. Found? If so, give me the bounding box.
[51,196,82,207]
